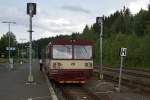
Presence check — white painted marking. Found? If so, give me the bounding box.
[95,91,113,94]
[82,96,87,99]
[44,72,59,100]
[28,96,50,100]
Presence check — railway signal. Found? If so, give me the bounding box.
[26,2,36,83]
[96,17,104,80]
[118,48,127,92]
[27,3,36,16]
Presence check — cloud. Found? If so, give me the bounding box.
[61,5,91,14]
[0,7,75,40]
[0,7,28,27]
[107,9,116,16]
[37,18,71,26]
[0,5,91,41]
[34,16,83,38]
[128,0,150,14]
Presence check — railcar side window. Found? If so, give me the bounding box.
[74,45,92,59]
[53,45,72,59]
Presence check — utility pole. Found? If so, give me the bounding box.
[96,17,104,80]
[27,3,36,83]
[2,21,16,66]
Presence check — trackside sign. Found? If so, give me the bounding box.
[120,48,127,57]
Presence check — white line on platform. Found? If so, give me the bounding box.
[95,91,113,94]
[27,96,51,100]
[44,72,59,100]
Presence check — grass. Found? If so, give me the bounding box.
[0,58,8,63]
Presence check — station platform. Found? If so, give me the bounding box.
[0,60,53,100]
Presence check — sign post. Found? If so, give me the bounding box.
[9,58,13,70]
[118,48,127,92]
[96,17,104,80]
[27,3,36,83]
[6,47,16,70]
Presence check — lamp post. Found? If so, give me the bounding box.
[96,17,104,80]
[2,21,16,65]
[20,38,26,64]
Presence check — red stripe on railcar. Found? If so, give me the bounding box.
[48,69,93,82]
[48,38,93,45]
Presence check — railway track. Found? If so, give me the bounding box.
[60,84,100,100]
[48,67,150,100]
[94,67,150,93]
[50,80,101,100]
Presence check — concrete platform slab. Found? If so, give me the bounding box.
[0,60,52,100]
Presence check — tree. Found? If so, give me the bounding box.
[82,25,90,34]
[134,9,148,36]
[0,32,17,58]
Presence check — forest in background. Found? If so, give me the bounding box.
[0,5,150,69]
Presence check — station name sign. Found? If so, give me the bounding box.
[6,47,16,51]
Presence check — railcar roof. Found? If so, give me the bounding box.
[48,38,93,45]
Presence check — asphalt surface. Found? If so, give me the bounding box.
[0,60,51,100]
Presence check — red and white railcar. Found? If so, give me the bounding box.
[45,38,93,83]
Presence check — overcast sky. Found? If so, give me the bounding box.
[0,0,149,42]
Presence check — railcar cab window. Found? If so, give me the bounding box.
[53,45,72,59]
[74,45,92,59]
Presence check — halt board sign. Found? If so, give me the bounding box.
[120,48,127,57]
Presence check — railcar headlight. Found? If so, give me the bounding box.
[89,62,93,67]
[53,62,63,68]
[85,62,93,67]
[85,63,88,67]
[57,62,62,66]
[53,62,57,69]
[53,62,57,67]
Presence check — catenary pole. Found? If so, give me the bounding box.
[100,18,103,80]
[96,17,104,80]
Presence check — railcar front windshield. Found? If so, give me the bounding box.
[74,45,92,59]
[53,45,72,59]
